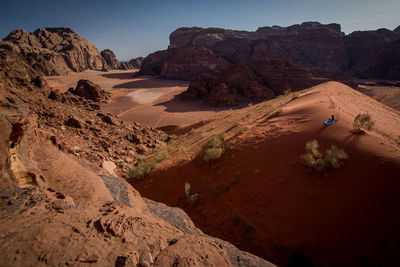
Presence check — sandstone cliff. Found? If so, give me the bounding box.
[183,60,354,106]
[141,22,400,80]
[101,49,135,70]
[129,56,144,68]
[3,27,107,75]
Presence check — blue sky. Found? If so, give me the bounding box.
[1,0,399,61]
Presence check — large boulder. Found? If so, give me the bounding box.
[3,28,106,75]
[70,79,110,102]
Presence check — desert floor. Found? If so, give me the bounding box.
[45,70,233,128]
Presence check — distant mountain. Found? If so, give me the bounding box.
[140,22,400,81]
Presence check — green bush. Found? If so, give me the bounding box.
[126,150,169,180]
[185,183,198,206]
[305,139,320,158]
[353,113,374,132]
[203,147,223,162]
[300,140,348,172]
[323,145,348,169]
[126,161,156,179]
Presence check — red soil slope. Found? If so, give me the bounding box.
[132,82,400,266]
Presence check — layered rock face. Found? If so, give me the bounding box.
[3,28,107,75]
[184,60,354,106]
[129,56,144,68]
[0,37,274,267]
[141,22,400,80]
[101,49,135,70]
[101,49,120,69]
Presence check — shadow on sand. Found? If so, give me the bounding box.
[108,77,189,89]
[155,94,240,113]
[101,72,138,80]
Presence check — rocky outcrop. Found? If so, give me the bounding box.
[69,79,110,102]
[129,57,144,68]
[139,50,168,76]
[119,61,134,70]
[0,50,275,266]
[3,27,106,75]
[345,31,400,79]
[101,49,135,70]
[159,46,231,80]
[101,49,120,69]
[394,25,400,33]
[184,60,354,106]
[141,22,400,80]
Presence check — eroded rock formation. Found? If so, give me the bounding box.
[101,49,135,70]
[3,28,107,75]
[129,57,144,68]
[184,60,354,106]
[141,22,400,80]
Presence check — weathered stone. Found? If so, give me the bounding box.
[70,80,110,102]
[101,160,117,177]
[65,117,82,128]
[3,27,106,75]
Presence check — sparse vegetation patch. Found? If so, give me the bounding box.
[300,139,348,172]
[185,183,198,206]
[353,113,374,133]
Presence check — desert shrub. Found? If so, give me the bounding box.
[300,140,348,172]
[203,147,223,162]
[236,126,247,135]
[227,121,240,131]
[305,139,320,157]
[284,89,292,96]
[232,214,240,225]
[126,150,168,180]
[185,183,198,206]
[205,135,222,149]
[126,161,156,179]
[323,145,348,169]
[300,153,316,168]
[353,113,374,132]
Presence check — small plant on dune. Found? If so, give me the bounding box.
[126,150,169,180]
[323,145,348,169]
[300,139,348,172]
[353,113,374,133]
[201,132,226,162]
[203,147,224,162]
[185,183,198,206]
[126,161,156,180]
[235,126,247,136]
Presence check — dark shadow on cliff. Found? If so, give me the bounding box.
[155,94,241,113]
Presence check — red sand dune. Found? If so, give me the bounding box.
[132,82,400,266]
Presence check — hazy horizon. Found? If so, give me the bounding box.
[1,0,399,61]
